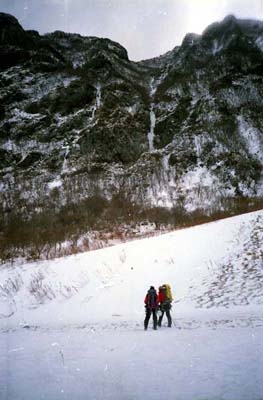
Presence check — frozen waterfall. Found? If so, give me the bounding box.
[148,104,156,152]
[91,83,102,120]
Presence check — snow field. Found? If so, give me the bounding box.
[1,210,263,400]
[1,324,263,400]
[0,210,262,328]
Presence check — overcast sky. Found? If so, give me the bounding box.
[0,0,263,60]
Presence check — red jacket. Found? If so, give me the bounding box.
[157,292,166,304]
[158,288,172,310]
[144,292,167,305]
[144,293,158,309]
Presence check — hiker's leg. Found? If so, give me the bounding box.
[166,309,172,327]
[144,308,151,330]
[158,310,164,326]
[152,309,157,330]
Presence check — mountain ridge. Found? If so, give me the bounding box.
[0,12,262,262]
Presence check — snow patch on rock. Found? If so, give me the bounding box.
[237,115,263,162]
[256,35,263,51]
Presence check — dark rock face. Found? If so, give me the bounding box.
[0,13,35,69]
[0,13,31,47]
[0,13,263,221]
[0,13,67,70]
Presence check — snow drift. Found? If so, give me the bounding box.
[1,210,262,329]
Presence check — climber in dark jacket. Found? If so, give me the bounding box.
[144,286,158,330]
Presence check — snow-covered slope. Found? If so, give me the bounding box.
[1,211,263,400]
[1,210,262,328]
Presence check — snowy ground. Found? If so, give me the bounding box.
[1,210,263,399]
[1,324,263,400]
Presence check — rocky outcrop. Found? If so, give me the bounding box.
[0,13,262,234]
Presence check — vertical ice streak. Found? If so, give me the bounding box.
[62,145,70,173]
[148,78,156,152]
[91,83,102,121]
[96,83,101,109]
[148,105,156,152]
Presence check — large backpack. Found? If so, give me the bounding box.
[147,288,157,309]
[161,285,173,306]
[165,284,173,302]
